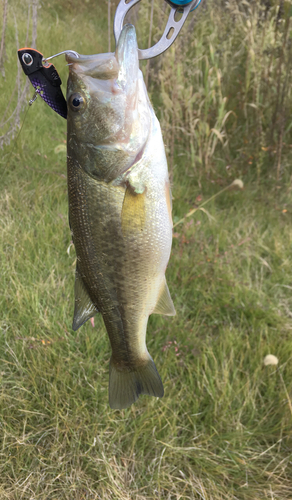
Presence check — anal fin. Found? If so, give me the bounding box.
[72,267,98,331]
[153,278,176,316]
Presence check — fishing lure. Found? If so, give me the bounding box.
[17,48,67,119]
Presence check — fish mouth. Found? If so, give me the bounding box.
[66,52,120,80]
[66,52,113,63]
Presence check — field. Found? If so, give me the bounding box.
[1,0,292,498]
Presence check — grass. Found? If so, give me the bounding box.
[1,0,292,498]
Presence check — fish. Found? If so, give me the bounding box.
[66,24,175,410]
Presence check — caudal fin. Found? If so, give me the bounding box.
[109,355,164,410]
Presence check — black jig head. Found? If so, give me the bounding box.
[18,48,67,119]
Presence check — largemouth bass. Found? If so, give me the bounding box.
[66,24,175,410]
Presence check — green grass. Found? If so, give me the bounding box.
[1,0,292,498]
[1,138,292,500]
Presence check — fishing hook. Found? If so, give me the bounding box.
[42,50,80,64]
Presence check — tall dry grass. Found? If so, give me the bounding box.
[0,0,38,149]
[1,0,292,183]
[132,0,292,181]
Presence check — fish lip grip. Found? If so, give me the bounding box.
[165,0,203,9]
[114,0,204,60]
[18,48,68,119]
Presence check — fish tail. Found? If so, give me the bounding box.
[109,355,164,410]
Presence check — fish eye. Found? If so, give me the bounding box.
[22,53,33,66]
[69,93,86,112]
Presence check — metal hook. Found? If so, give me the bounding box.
[29,90,38,106]
[114,0,204,60]
[42,50,80,64]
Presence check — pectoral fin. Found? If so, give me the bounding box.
[72,267,98,331]
[153,278,176,316]
[121,184,146,237]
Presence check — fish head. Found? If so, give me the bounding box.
[66,24,151,180]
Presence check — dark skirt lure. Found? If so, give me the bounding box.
[18,48,67,119]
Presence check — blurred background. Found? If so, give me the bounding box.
[1,1,292,498]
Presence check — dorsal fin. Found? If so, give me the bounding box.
[153,278,176,316]
[72,267,98,331]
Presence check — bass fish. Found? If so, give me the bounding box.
[66,24,175,410]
